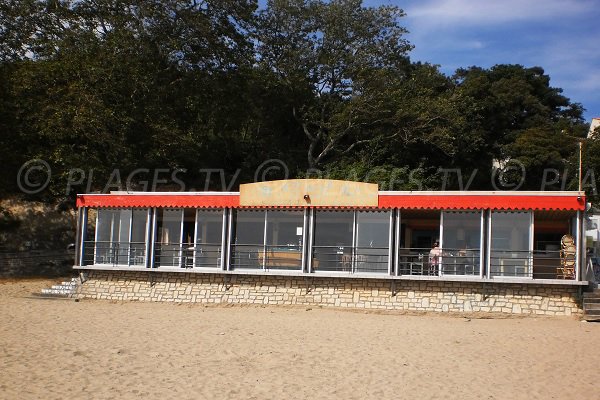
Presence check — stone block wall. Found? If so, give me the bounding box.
[75,270,583,316]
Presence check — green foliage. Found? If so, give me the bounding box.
[0,0,594,203]
[0,207,20,231]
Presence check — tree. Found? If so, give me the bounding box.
[254,0,412,170]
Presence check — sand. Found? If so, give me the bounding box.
[1,279,599,400]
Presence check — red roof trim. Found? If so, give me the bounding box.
[76,194,239,209]
[76,193,585,211]
[378,194,585,211]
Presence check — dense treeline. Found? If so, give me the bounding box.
[1,0,598,204]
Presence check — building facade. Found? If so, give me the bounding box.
[72,180,591,316]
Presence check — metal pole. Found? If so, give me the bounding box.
[579,141,583,192]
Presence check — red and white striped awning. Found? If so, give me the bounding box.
[76,191,585,211]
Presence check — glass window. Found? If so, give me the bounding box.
[95,209,148,266]
[355,211,390,273]
[232,210,265,269]
[195,210,224,268]
[441,211,482,276]
[95,209,119,264]
[490,211,532,277]
[95,209,130,265]
[231,209,305,270]
[313,210,354,272]
[265,210,304,270]
[156,209,183,267]
[130,209,148,266]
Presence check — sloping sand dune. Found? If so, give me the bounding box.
[1,279,599,399]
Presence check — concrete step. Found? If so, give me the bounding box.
[50,284,77,290]
[41,289,74,296]
[583,297,600,304]
[583,291,600,298]
[583,303,600,311]
[33,292,71,298]
[37,278,79,298]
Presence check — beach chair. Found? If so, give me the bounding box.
[558,235,576,279]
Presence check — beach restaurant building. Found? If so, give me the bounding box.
[72,179,591,316]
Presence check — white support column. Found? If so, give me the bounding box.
[479,210,484,279]
[225,208,234,271]
[394,209,401,276]
[149,208,157,268]
[529,211,534,279]
[93,210,100,265]
[78,207,88,266]
[193,209,199,268]
[220,208,228,270]
[262,210,268,271]
[144,208,151,268]
[127,209,134,267]
[307,209,315,273]
[178,209,185,268]
[301,208,309,273]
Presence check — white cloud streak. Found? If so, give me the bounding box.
[408,0,594,28]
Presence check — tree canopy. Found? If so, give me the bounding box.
[0,0,596,204]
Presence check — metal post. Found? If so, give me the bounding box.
[486,211,492,279]
[438,211,444,277]
[394,209,401,276]
[144,208,151,268]
[74,207,82,266]
[149,208,157,268]
[529,211,534,279]
[579,141,583,192]
[94,209,100,265]
[225,208,234,271]
[307,209,315,273]
[262,210,268,271]
[479,210,484,279]
[351,210,357,273]
[576,210,582,281]
[301,208,309,273]
[220,208,228,270]
[387,209,394,276]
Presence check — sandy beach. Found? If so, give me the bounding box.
[1,279,599,400]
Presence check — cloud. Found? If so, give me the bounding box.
[396,0,600,119]
[407,0,594,28]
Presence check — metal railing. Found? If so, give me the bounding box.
[83,241,146,267]
[153,242,222,269]
[397,248,480,276]
[490,249,573,280]
[230,244,303,271]
[80,241,580,281]
[311,245,389,274]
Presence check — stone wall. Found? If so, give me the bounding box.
[76,270,583,317]
[0,251,74,277]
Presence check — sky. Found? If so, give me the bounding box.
[367,0,600,123]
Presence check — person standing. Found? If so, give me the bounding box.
[429,240,442,275]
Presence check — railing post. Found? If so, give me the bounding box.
[576,210,582,281]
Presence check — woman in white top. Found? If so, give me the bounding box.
[429,240,442,275]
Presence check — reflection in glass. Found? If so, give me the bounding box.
[195,210,224,268]
[441,211,481,275]
[232,210,265,269]
[355,211,390,273]
[490,211,532,277]
[265,210,304,270]
[155,209,183,267]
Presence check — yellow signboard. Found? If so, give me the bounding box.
[239,179,378,207]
